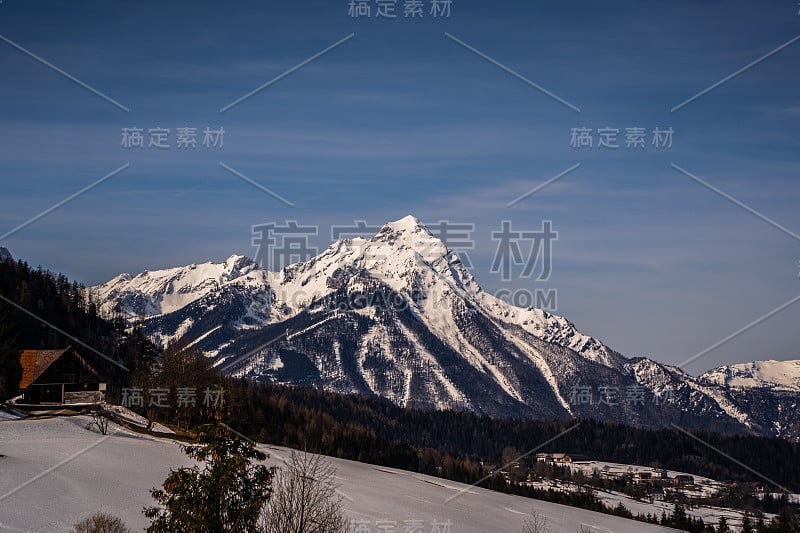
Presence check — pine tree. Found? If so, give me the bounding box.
[741,513,753,533]
[144,416,274,532]
[672,503,688,528]
[717,516,729,533]
[771,510,800,532]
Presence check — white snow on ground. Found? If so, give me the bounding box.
[104,405,175,434]
[528,478,773,530]
[763,493,800,504]
[0,407,24,420]
[569,461,712,485]
[545,461,776,529]
[0,417,678,533]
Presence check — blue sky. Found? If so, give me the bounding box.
[1,0,799,374]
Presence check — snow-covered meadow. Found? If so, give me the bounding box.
[0,416,679,532]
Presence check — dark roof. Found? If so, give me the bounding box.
[18,349,70,389]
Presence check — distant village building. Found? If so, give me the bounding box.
[17,347,108,405]
[636,472,653,481]
[563,454,590,463]
[673,474,695,486]
[535,453,590,464]
[651,468,669,479]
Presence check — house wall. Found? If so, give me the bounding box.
[23,384,63,404]
[34,352,101,390]
[23,350,104,405]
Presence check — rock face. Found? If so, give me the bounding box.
[92,215,800,440]
[0,247,12,262]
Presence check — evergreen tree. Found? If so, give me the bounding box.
[611,502,633,518]
[716,516,729,533]
[672,503,688,528]
[0,305,21,402]
[741,513,753,533]
[770,509,800,532]
[144,416,274,532]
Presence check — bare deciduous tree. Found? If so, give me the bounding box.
[521,509,550,533]
[88,408,110,435]
[259,451,349,533]
[72,512,130,533]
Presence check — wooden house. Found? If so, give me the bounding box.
[18,347,107,405]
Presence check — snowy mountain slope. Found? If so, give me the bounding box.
[92,255,263,318]
[93,216,615,367]
[0,417,677,532]
[91,215,800,439]
[701,360,800,392]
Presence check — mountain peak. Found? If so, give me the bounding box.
[223,254,255,269]
[384,214,426,233]
[0,247,13,262]
[372,215,448,264]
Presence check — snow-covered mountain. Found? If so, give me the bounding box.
[91,215,800,440]
[93,254,261,319]
[701,360,800,392]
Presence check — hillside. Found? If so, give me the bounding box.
[0,416,675,533]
